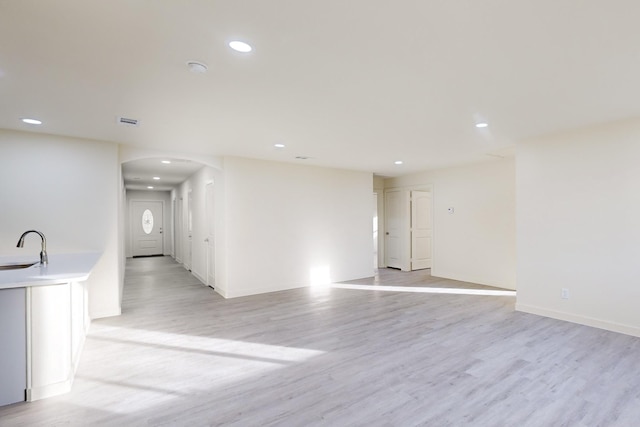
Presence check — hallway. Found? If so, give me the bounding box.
[1,256,639,426]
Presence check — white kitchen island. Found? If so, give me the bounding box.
[0,253,100,406]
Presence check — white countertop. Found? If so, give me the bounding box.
[0,252,101,290]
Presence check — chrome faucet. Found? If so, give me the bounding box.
[16,230,48,265]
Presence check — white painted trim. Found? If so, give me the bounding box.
[219,272,377,299]
[432,271,516,290]
[214,285,228,298]
[224,282,308,299]
[384,184,434,192]
[27,378,72,402]
[515,303,640,338]
[90,308,122,320]
[191,270,206,285]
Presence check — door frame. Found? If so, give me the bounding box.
[129,199,165,257]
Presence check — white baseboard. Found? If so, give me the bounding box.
[214,286,228,298]
[224,282,307,299]
[431,270,516,290]
[90,307,122,320]
[516,303,640,338]
[27,378,72,402]
[191,270,206,285]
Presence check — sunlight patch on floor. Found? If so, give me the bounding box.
[330,283,516,297]
[73,326,327,415]
[92,326,325,363]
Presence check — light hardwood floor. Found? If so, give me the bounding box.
[1,256,640,426]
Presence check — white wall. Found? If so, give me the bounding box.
[125,190,173,257]
[0,129,121,319]
[516,119,640,337]
[222,157,373,298]
[385,158,516,289]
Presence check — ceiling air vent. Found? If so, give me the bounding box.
[117,116,139,127]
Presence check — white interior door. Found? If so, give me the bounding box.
[132,201,164,257]
[411,190,432,270]
[205,182,215,288]
[171,198,176,258]
[185,190,193,270]
[373,193,378,269]
[176,198,183,263]
[385,190,402,269]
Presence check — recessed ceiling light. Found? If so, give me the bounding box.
[161,160,171,164]
[147,186,154,189]
[153,177,160,180]
[229,41,252,53]
[186,61,208,73]
[475,122,489,128]
[21,118,42,125]
[394,160,404,165]
[274,143,285,148]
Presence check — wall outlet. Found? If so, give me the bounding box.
[561,288,570,300]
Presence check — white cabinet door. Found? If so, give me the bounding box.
[29,284,71,400]
[70,281,89,369]
[0,288,26,406]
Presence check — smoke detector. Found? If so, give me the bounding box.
[187,61,208,73]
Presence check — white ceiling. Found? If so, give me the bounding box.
[2,1,640,177]
[122,158,204,191]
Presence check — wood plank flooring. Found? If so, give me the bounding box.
[1,256,640,426]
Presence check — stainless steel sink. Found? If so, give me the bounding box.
[0,262,38,271]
